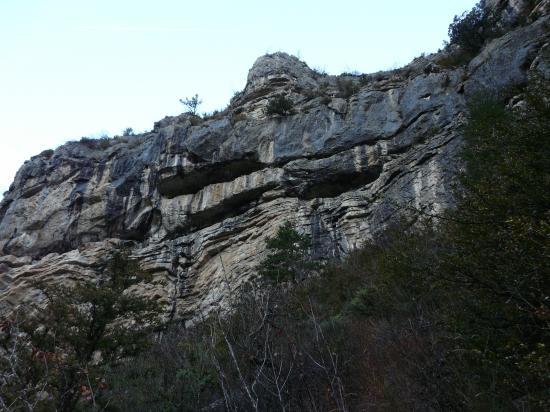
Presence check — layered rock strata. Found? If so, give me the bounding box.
[0,1,548,322]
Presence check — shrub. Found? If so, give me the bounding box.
[179,94,202,116]
[101,229,445,411]
[359,74,371,86]
[321,95,332,105]
[189,115,203,126]
[122,127,134,136]
[40,149,54,158]
[100,325,218,411]
[79,136,111,150]
[436,81,550,409]
[336,77,359,99]
[312,66,327,77]
[98,136,110,149]
[435,50,473,68]
[448,2,500,57]
[202,109,224,121]
[265,94,294,116]
[318,81,332,104]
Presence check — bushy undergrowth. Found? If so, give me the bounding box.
[101,242,445,411]
[336,77,359,99]
[441,1,504,67]
[0,251,162,411]
[448,2,499,55]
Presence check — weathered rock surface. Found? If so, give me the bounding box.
[0,1,548,323]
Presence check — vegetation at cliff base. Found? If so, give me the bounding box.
[0,250,162,411]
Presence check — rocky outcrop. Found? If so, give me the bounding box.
[1,2,548,323]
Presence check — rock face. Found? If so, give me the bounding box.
[0,2,548,323]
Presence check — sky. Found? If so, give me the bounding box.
[0,0,478,196]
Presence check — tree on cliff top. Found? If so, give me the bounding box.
[448,1,500,55]
[179,94,202,116]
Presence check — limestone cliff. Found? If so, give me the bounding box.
[1,1,548,323]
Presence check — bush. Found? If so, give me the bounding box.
[265,94,294,116]
[79,136,111,150]
[189,115,203,126]
[336,77,359,99]
[40,149,54,158]
[122,127,134,136]
[202,109,224,121]
[101,230,446,411]
[436,81,550,409]
[448,2,500,57]
[179,94,202,116]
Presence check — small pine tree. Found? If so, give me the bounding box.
[179,94,202,116]
[259,221,319,282]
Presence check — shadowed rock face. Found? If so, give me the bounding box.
[0,1,548,323]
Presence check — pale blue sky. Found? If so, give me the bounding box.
[0,0,477,195]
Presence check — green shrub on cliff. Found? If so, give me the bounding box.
[448,2,500,55]
[259,221,319,283]
[266,94,294,116]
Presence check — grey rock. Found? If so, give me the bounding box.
[465,15,550,97]
[0,13,548,322]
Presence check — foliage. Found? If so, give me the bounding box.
[435,51,473,69]
[447,2,500,60]
[336,77,359,99]
[79,136,111,150]
[312,66,327,77]
[435,81,550,409]
[0,249,162,411]
[122,127,134,136]
[265,94,294,116]
[101,232,448,411]
[202,109,224,121]
[189,115,203,126]
[100,326,217,411]
[259,221,319,283]
[179,93,202,116]
[39,149,54,158]
[347,80,550,409]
